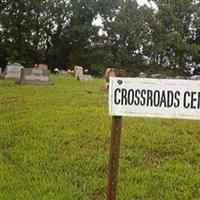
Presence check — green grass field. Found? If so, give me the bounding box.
[0,76,200,200]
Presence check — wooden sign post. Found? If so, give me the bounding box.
[107,77,200,200]
[107,116,122,200]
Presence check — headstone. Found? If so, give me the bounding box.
[35,64,48,70]
[84,69,89,74]
[189,75,200,80]
[151,74,166,79]
[175,76,185,79]
[166,76,173,79]
[67,69,75,77]
[0,68,2,74]
[105,68,125,82]
[74,66,83,79]
[105,68,125,91]
[54,68,59,74]
[59,70,69,77]
[18,68,52,85]
[78,74,93,81]
[3,63,24,80]
[139,72,147,78]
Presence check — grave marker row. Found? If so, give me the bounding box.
[2,64,51,85]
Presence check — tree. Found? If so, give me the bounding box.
[148,0,200,70]
[0,0,34,66]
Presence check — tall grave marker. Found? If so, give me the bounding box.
[74,66,83,79]
[107,77,200,200]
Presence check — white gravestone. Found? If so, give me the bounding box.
[3,63,24,80]
[151,74,166,79]
[139,72,147,78]
[189,75,200,80]
[78,74,93,81]
[74,66,83,79]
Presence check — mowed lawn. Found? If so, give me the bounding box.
[0,76,200,200]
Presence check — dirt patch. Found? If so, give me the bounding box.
[0,142,14,151]
[3,96,25,104]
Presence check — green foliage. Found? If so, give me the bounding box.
[0,77,200,199]
[0,0,200,73]
[148,0,200,67]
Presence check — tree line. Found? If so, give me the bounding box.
[0,0,200,76]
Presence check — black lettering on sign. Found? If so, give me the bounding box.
[113,88,199,110]
[191,92,197,109]
[128,89,134,105]
[154,90,160,107]
[184,92,190,108]
[167,91,174,107]
[140,90,146,106]
[174,91,180,108]
[183,91,200,109]
[134,90,140,106]
[198,92,200,109]
[160,91,167,107]
[114,88,121,105]
[121,89,127,105]
[147,90,153,106]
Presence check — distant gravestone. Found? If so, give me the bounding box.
[35,64,48,70]
[189,75,200,80]
[105,68,125,82]
[78,74,93,81]
[175,76,185,79]
[54,68,59,74]
[151,74,166,79]
[59,70,69,77]
[105,68,125,91]
[67,69,75,77]
[3,63,24,80]
[139,72,147,78]
[19,68,52,85]
[166,76,173,79]
[74,66,83,79]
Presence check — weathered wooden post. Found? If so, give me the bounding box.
[107,116,122,200]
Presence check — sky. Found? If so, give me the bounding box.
[93,0,155,27]
[138,0,149,5]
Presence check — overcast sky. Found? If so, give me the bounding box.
[138,0,149,5]
[93,0,154,27]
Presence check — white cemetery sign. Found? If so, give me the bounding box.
[109,77,200,120]
[107,77,200,200]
